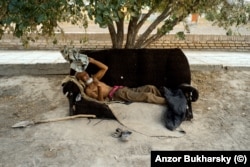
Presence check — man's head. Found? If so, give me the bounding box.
[76,71,93,85]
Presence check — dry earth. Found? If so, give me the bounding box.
[0,70,249,167]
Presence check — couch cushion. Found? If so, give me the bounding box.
[80,48,191,88]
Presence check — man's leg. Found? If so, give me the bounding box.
[130,85,162,96]
[113,87,166,104]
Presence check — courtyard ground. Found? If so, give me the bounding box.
[0,69,249,167]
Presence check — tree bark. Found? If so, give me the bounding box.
[135,8,172,48]
[115,18,124,48]
[108,18,124,49]
[139,14,187,48]
[125,9,155,48]
[108,23,118,48]
[125,17,138,48]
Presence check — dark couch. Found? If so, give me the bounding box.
[62,48,199,129]
[80,48,191,89]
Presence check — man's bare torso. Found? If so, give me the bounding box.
[85,78,112,100]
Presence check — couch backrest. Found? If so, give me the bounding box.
[80,48,191,88]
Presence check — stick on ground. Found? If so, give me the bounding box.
[12,114,96,128]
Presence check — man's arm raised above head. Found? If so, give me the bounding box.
[89,57,108,80]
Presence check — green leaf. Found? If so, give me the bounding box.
[176,32,185,40]
[226,29,233,36]
[36,15,46,23]
[130,12,137,17]
[103,11,109,16]
[97,2,105,10]
[117,11,124,18]
[95,15,103,24]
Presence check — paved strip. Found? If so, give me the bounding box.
[0,50,249,75]
[0,50,67,64]
[183,50,250,71]
[0,50,68,75]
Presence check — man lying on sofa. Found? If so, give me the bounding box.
[76,57,166,105]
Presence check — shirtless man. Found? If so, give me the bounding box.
[76,57,166,104]
[76,57,111,101]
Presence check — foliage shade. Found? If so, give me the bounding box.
[0,0,249,48]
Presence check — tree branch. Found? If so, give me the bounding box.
[125,7,157,48]
[135,7,173,48]
[140,34,161,48]
[125,4,159,48]
[136,7,156,33]
[140,14,187,48]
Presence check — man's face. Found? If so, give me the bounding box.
[81,71,90,82]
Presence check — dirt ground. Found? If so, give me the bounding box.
[0,70,249,167]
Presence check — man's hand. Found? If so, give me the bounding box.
[88,57,108,81]
[88,57,94,63]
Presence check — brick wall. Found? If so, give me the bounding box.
[149,35,250,51]
[0,33,250,51]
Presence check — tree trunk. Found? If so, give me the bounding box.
[125,9,155,49]
[115,18,124,48]
[108,19,124,49]
[125,17,138,48]
[108,3,182,48]
[108,23,118,48]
